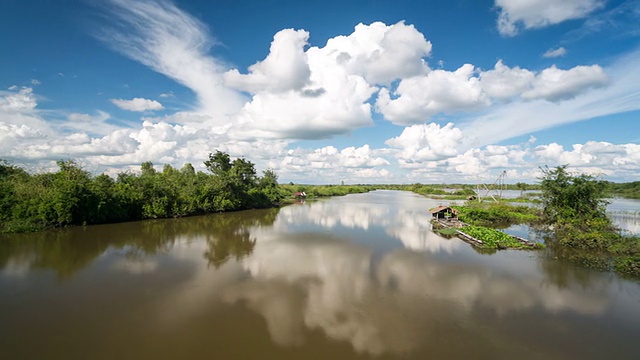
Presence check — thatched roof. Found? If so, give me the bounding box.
[428,206,458,214]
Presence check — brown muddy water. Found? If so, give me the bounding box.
[1,190,639,359]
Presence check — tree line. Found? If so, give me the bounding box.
[0,151,284,233]
[605,180,640,199]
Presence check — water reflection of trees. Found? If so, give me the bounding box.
[202,209,279,268]
[0,207,279,278]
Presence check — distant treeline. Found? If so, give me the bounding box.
[605,181,640,199]
[0,151,284,233]
[279,183,377,197]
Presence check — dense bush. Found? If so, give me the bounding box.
[453,202,539,227]
[462,225,542,250]
[540,165,640,276]
[0,153,287,233]
[606,181,640,199]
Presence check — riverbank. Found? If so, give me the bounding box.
[429,198,640,280]
[0,155,286,233]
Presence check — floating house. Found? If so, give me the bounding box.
[429,205,459,220]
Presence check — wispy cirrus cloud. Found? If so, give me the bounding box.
[565,0,640,40]
[495,0,605,36]
[96,0,245,120]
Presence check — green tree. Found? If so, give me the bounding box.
[0,160,30,230]
[180,163,195,176]
[141,161,156,176]
[203,152,260,210]
[137,162,176,218]
[51,160,96,226]
[204,151,232,177]
[230,158,257,188]
[89,173,127,223]
[539,165,609,228]
[251,168,283,206]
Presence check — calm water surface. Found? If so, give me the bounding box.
[1,190,639,359]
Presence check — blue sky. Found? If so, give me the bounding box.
[1,0,639,183]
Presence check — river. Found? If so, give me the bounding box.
[1,190,639,359]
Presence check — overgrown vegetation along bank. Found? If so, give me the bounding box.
[0,152,285,233]
[539,166,640,278]
[433,223,544,251]
[425,169,639,278]
[461,225,544,250]
[453,202,540,227]
[433,201,544,251]
[606,181,640,199]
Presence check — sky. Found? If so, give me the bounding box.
[1,0,639,184]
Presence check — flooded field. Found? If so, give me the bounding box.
[1,190,639,359]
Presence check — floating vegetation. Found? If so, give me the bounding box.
[432,218,544,251]
[461,225,544,250]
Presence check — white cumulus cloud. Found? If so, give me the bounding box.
[385,123,463,162]
[543,47,568,58]
[376,64,488,125]
[228,21,431,139]
[0,87,37,112]
[322,21,431,85]
[522,64,608,101]
[286,145,389,170]
[224,29,312,93]
[479,60,535,99]
[480,61,608,102]
[111,97,164,112]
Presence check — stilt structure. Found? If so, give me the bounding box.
[476,171,507,203]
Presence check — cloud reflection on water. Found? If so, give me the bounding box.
[0,191,624,358]
[274,193,461,253]
[221,231,610,355]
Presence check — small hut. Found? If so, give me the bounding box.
[293,191,307,199]
[429,205,459,220]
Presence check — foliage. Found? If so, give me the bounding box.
[605,181,640,199]
[538,165,619,250]
[539,165,640,278]
[614,256,640,277]
[278,184,375,198]
[0,153,286,233]
[539,165,610,228]
[453,202,540,227]
[462,225,544,250]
